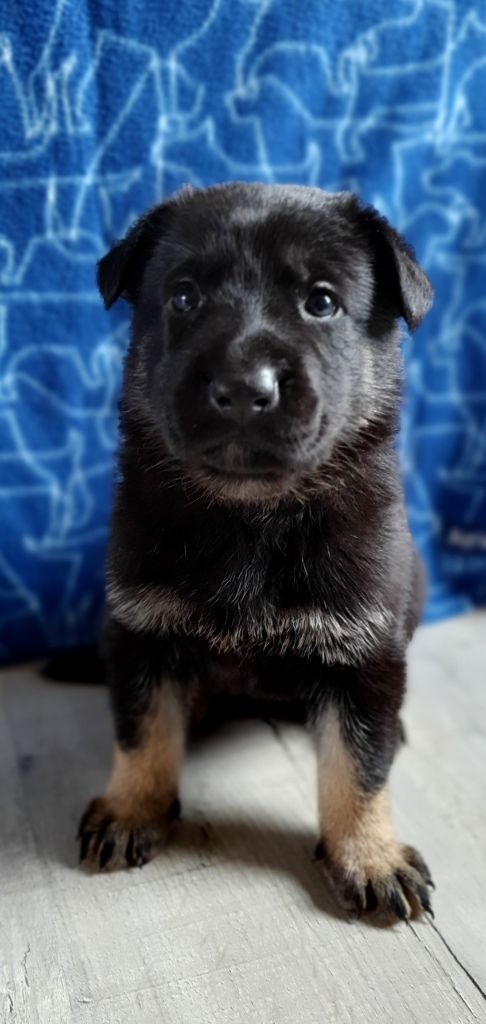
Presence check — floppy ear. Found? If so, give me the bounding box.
[357,203,433,331]
[97,203,169,310]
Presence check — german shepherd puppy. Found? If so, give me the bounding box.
[79,183,434,922]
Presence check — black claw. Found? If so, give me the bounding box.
[405,847,433,885]
[389,890,410,922]
[77,809,91,841]
[125,831,136,866]
[79,830,93,863]
[396,868,435,921]
[135,846,147,868]
[92,818,111,856]
[421,895,435,919]
[168,797,181,822]
[99,839,115,870]
[350,893,365,920]
[314,841,325,862]
[418,869,435,890]
[365,882,378,913]
[343,883,365,920]
[415,883,434,918]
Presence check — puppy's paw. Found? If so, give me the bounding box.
[78,795,180,872]
[316,839,434,923]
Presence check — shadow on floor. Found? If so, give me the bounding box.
[168,814,347,921]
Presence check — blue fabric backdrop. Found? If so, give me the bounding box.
[1,0,486,663]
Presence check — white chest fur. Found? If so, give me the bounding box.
[107,579,393,666]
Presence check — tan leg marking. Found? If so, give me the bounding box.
[105,682,185,828]
[79,681,186,870]
[316,704,433,920]
[317,705,395,873]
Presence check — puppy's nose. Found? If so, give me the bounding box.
[208,367,280,420]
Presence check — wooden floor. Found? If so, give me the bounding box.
[1,612,486,1023]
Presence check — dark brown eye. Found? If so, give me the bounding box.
[305,286,338,319]
[171,281,200,313]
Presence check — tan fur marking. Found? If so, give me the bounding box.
[105,682,185,828]
[317,705,398,877]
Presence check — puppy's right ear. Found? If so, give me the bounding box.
[97,204,168,310]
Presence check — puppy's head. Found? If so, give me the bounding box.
[98,183,432,502]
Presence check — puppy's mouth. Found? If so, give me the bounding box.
[200,442,290,480]
[182,441,324,504]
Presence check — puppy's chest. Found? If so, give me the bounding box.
[108,546,391,666]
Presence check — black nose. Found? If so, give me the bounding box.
[208,367,280,421]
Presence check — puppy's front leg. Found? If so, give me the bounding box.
[79,621,186,871]
[314,661,434,921]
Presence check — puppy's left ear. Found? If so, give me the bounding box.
[357,202,433,331]
[97,203,169,310]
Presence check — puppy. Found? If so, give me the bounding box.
[79,183,434,922]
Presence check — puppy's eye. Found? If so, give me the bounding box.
[171,281,200,313]
[304,285,339,319]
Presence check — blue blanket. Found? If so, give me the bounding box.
[1,0,485,663]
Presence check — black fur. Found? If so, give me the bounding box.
[85,183,433,914]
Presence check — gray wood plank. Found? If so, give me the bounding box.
[1,614,486,1024]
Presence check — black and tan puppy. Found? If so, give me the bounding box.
[79,183,434,922]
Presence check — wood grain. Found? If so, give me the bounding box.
[1,612,485,1023]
